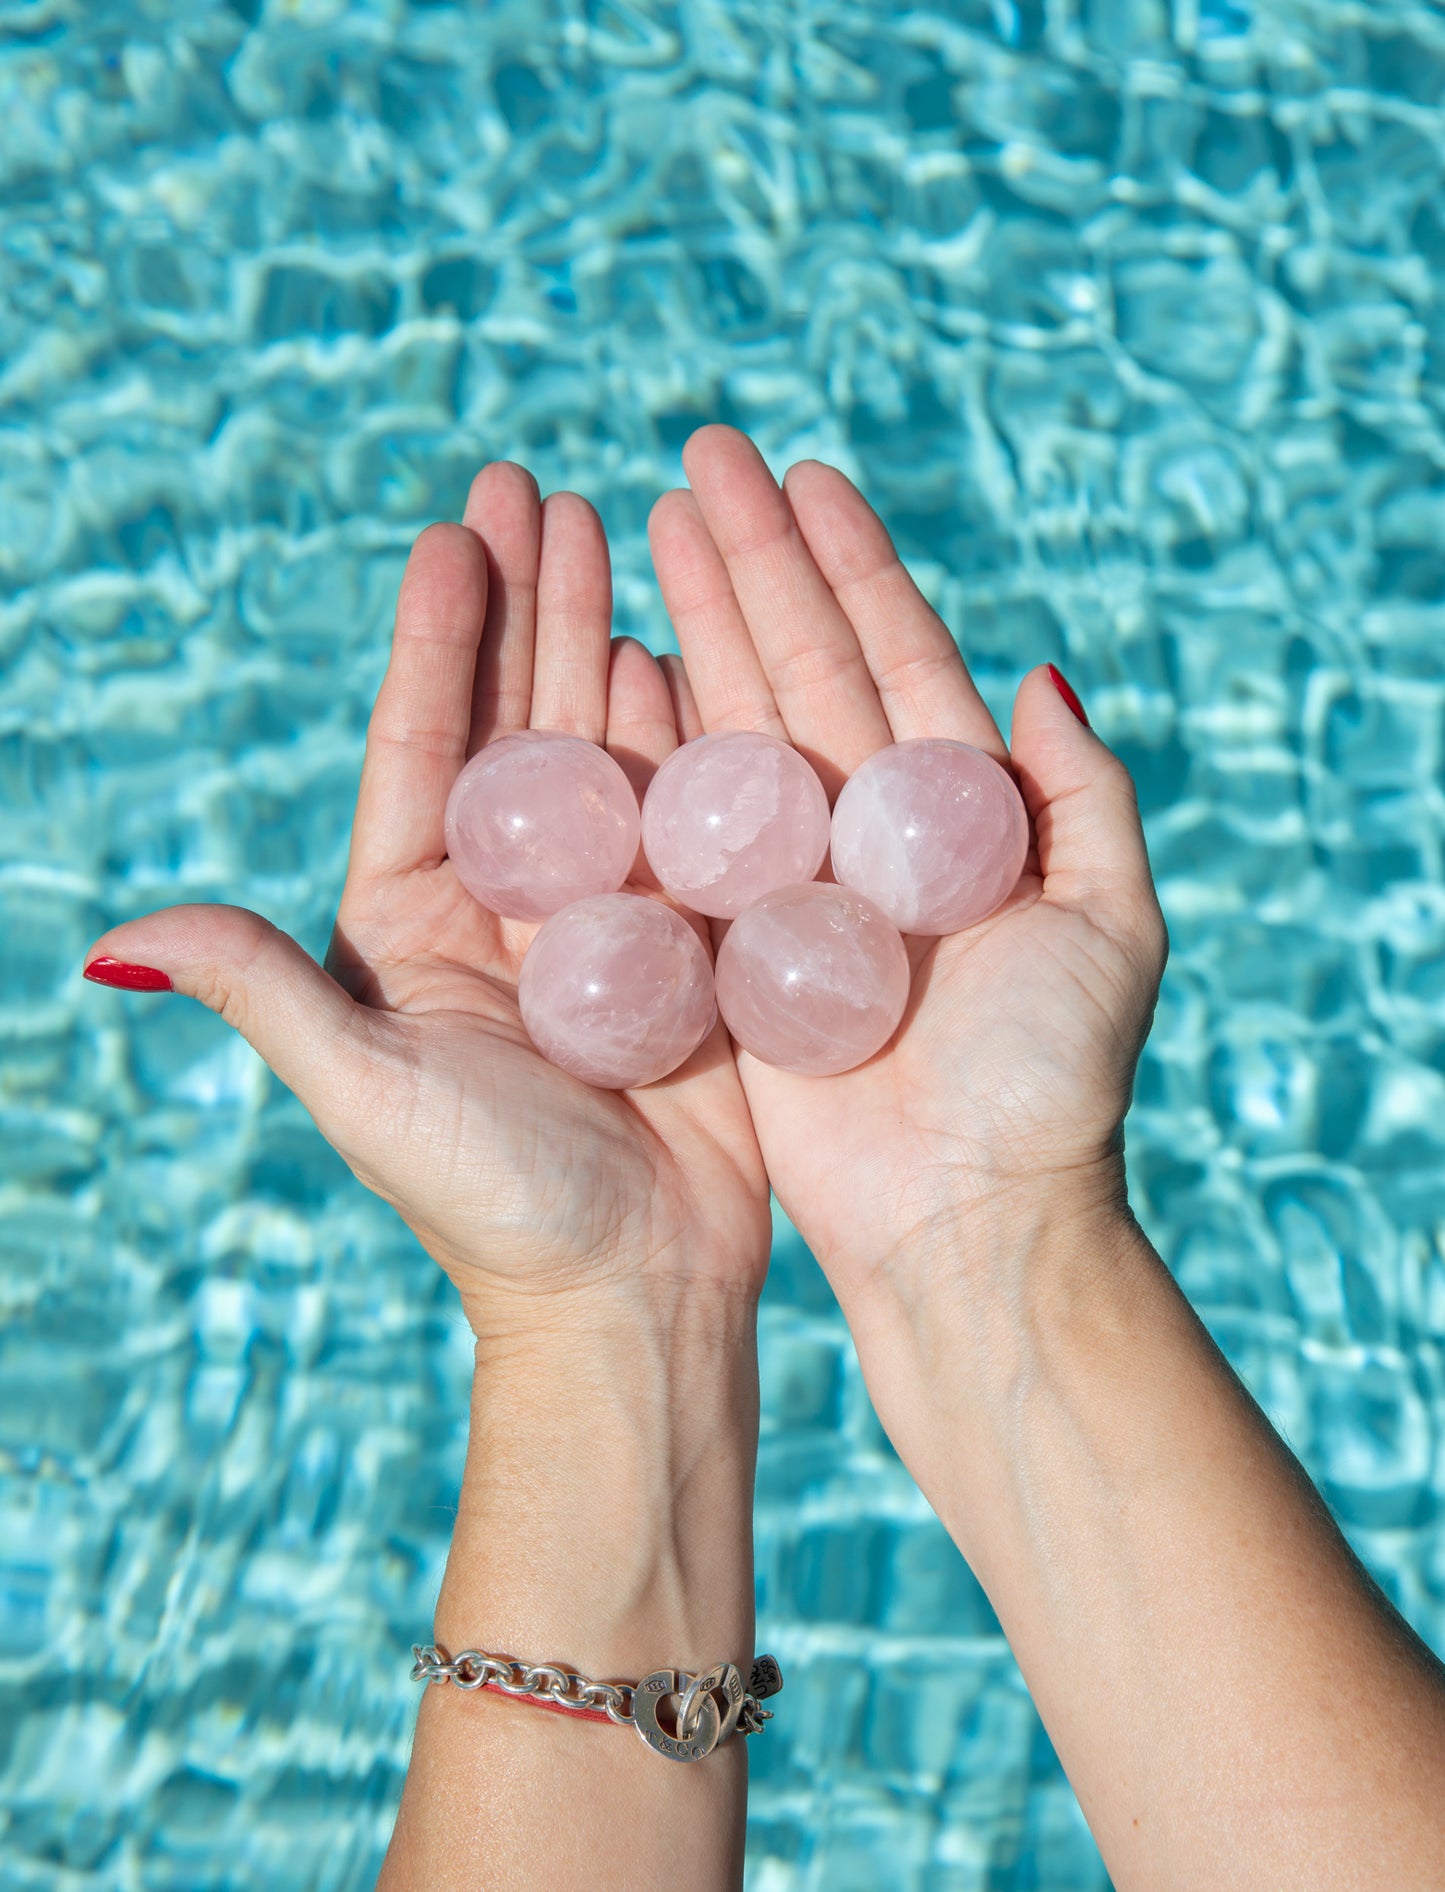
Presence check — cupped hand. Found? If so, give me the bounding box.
[648,427,1168,1293]
[85,467,770,1328]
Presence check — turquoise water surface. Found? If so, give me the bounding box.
[4,0,1445,1886]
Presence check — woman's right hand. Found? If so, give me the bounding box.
[84,465,772,1332]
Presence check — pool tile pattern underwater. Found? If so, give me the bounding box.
[3,0,1445,1885]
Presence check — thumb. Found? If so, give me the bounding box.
[1009,665,1165,942]
[83,904,370,1108]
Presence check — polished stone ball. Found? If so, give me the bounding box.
[445,730,640,922]
[518,893,716,1089]
[830,739,1028,935]
[714,882,909,1076]
[640,731,831,919]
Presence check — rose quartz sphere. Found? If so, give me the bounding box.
[714,883,910,1076]
[830,739,1029,936]
[518,894,716,1089]
[640,732,831,919]
[444,730,640,922]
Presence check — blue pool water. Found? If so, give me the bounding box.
[4,0,1445,1884]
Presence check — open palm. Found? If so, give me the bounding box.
[88,466,770,1319]
[649,429,1168,1295]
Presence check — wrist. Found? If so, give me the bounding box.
[832,1175,1158,1540]
[823,1156,1134,1325]
[446,1220,770,1350]
[436,1282,760,1678]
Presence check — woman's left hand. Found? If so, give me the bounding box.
[647,426,1166,1312]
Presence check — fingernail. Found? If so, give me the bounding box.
[1047,664,1090,728]
[84,957,173,993]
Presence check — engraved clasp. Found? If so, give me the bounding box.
[631,1668,723,1762]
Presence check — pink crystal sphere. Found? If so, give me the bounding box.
[640,732,831,919]
[518,894,716,1089]
[830,739,1029,936]
[444,730,640,922]
[714,883,909,1076]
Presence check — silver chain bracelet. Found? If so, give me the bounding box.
[411,1644,783,1763]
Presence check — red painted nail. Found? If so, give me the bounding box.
[84,957,173,993]
[1047,664,1090,728]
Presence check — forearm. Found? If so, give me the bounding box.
[842,1193,1445,1891]
[380,1283,760,1892]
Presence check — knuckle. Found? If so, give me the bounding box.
[1101,749,1143,806]
[195,914,277,1031]
[770,637,868,697]
[874,645,959,702]
[193,966,244,1028]
[830,543,898,596]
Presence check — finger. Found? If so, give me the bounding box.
[351,523,487,881]
[605,637,679,804]
[463,462,541,751]
[681,426,892,790]
[648,489,785,740]
[658,653,703,743]
[528,492,612,743]
[83,905,372,1119]
[1008,666,1166,951]
[783,459,1006,759]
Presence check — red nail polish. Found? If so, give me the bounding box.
[84,957,173,993]
[1047,664,1090,728]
